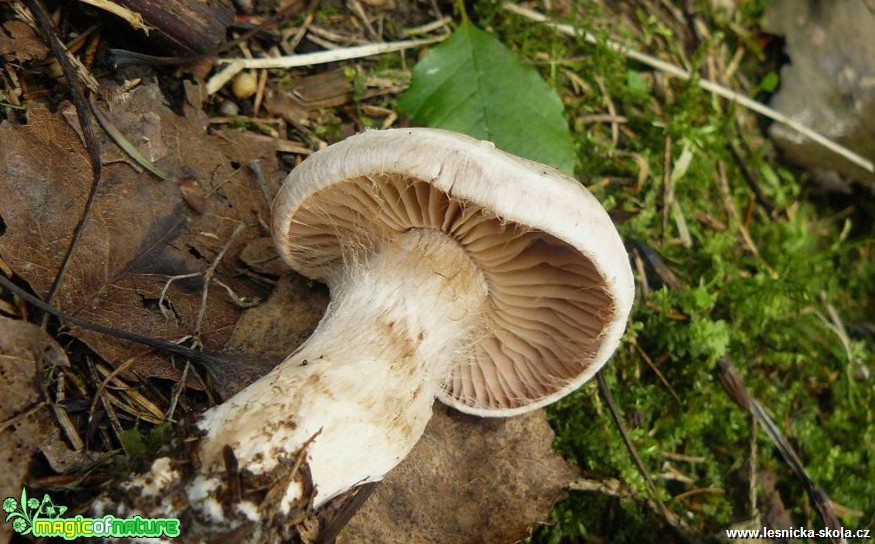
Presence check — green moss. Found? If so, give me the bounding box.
[465,1,874,541]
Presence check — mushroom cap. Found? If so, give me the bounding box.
[272,128,634,417]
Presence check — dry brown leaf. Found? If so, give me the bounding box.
[239,236,289,278]
[338,408,577,544]
[0,82,283,383]
[0,317,90,544]
[215,274,329,397]
[263,69,354,124]
[0,20,50,63]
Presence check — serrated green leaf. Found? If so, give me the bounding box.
[398,19,575,174]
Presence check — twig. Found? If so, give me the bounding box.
[166,360,191,421]
[86,358,126,449]
[75,0,151,32]
[595,371,662,502]
[21,0,103,320]
[502,3,874,174]
[594,76,619,147]
[0,274,237,368]
[403,16,453,37]
[207,38,443,95]
[348,0,381,42]
[55,373,86,451]
[717,357,847,544]
[95,362,164,420]
[748,413,758,519]
[316,483,381,544]
[88,352,155,432]
[249,159,274,209]
[109,0,307,66]
[194,223,247,341]
[727,133,777,217]
[158,273,202,319]
[662,135,672,242]
[568,477,712,544]
[714,160,777,278]
[633,341,682,404]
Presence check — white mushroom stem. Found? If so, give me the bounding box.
[107,227,489,532]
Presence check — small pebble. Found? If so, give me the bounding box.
[219,100,240,116]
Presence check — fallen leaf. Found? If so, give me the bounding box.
[239,236,289,278]
[338,407,577,544]
[397,19,575,174]
[0,81,283,383]
[0,317,89,544]
[0,21,50,63]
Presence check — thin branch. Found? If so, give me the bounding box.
[502,3,874,174]
[207,38,443,94]
[21,0,103,320]
[596,371,663,501]
[717,357,847,544]
[0,274,237,369]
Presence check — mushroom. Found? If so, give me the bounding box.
[99,128,633,539]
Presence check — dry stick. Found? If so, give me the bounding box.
[54,377,87,451]
[748,413,758,520]
[0,274,237,369]
[315,483,381,544]
[194,223,247,342]
[249,159,274,209]
[22,0,103,321]
[594,75,619,147]
[595,370,708,544]
[95,363,165,420]
[661,135,673,243]
[502,3,874,174]
[595,373,661,506]
[726,133,776,217]
[207,38,442,94]
[88,351,155,432]
[717,358,846,544]
[568,478,708,542]
[109,0,306,66]
[714,160,778,279]
[166,360,191,421]
[76,0,150,31]
[633,341,682,404]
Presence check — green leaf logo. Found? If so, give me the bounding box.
[3,489,68,535]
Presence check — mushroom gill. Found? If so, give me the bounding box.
[285,174,618,413]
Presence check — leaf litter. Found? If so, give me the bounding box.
[0,317,96,544]
[0,80,280,383]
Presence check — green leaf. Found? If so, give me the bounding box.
[757,71,780,93]
[119,428,148,457]
[398,19,576,174]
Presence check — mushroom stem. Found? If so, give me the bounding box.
[198,227,488,508]
[102,228,488,535]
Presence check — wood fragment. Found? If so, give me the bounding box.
[76,0,151,32]
[110,0,232,54]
